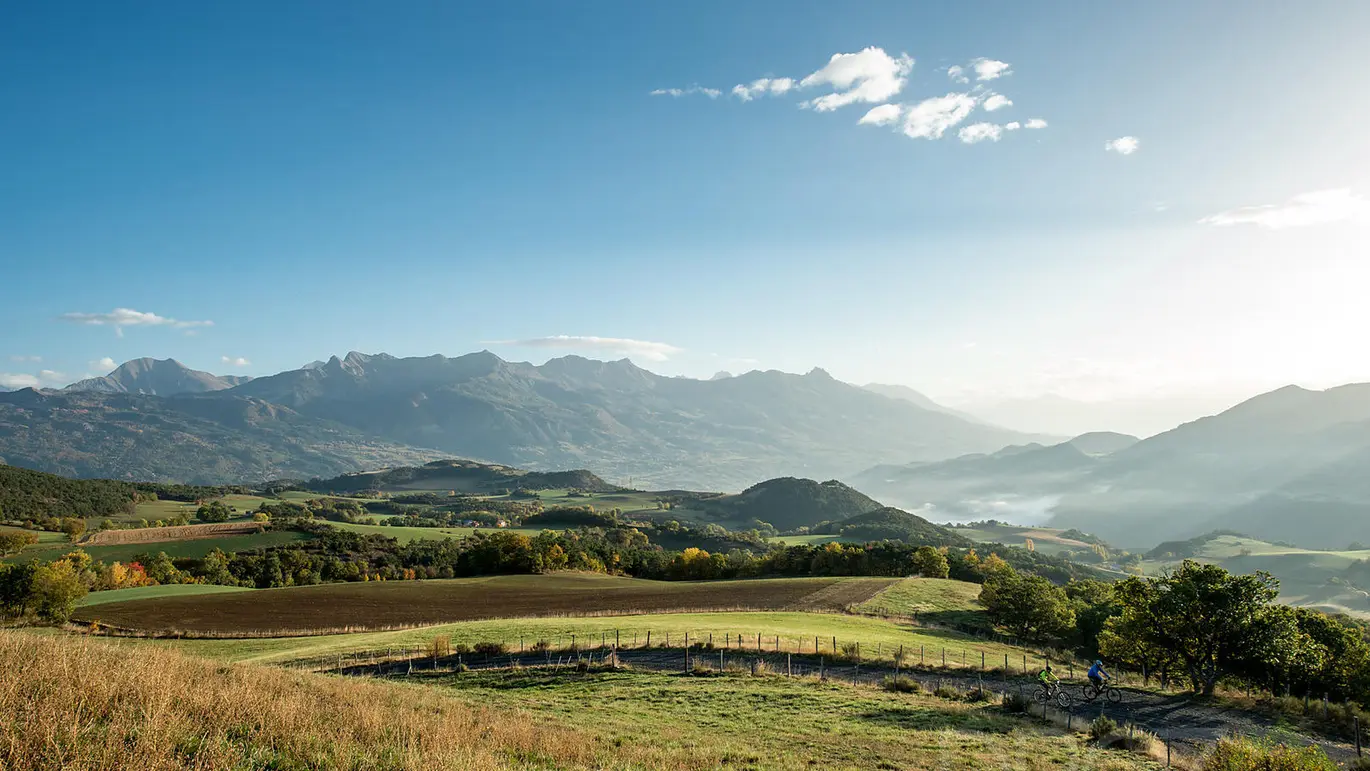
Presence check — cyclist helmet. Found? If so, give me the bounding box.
[1094,660,1103,667]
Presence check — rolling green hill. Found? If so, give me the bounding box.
[828,506,973,547]
[687,477,882,530]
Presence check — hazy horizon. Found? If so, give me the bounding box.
[4,1,1369,420]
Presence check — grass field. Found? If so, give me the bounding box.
[77,584,254,607]
[854,577,989,629]
[119,607,1061,678]
[1,629,1155,771]
[1142,534,1370,618]
[328,521,545,543]
[953,524,1097,557]
[6,529,314,566]
[408,666,1154,770]
[75,573,898,635]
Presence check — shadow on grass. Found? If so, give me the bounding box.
[855,705,1009,733]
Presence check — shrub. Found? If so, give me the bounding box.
[450,642,472,656]
[934,684,962,700]
[1202,736,1337,771]
[1088,715,1117,740]
[883,676,920,694]
[963,687,991,703]
[473,641,507,656]
[530,640,550,654]
[840,641,861,659]
[1003,691,1031,713]
[427,637,451,658]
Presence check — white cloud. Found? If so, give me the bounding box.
[1104,136,1140,154]
[0,368,66,389]
[92,357,117,371]
[1024,118,1048,129]
[8,355,41,363]
[0,374,40,389]
[858,104,902,126]
[731,77,794,101]
[1005,121,1022,131]
[60,307,213,336]
[900,92,979,139]
[958,122,1003,144]
[969,58,1012,81]
[650,85,722,99]
[982,94,1012,111]
[1198,189,1370,230]
[221,356,251,368]
[947,65,968,84]
[491,335,683,362]
[798,47,914,111]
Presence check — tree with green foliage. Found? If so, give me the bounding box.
[29,559,87,621]
[1064,579,1120,658]
[59,517,86,541]
[0,531,39,556]
[978,570,1076,643]
[911,546,950,578]
[196,500,232,523]
[1109,560,1283,695]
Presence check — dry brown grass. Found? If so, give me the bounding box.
[0,630,715,770]
[79,522,262,546]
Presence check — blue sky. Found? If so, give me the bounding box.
[3,1,1369,411]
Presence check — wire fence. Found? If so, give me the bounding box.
[286,630,1366,767]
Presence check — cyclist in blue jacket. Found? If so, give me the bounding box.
[1087,659,1109,691]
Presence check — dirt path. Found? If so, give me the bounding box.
[326,646,1360,762]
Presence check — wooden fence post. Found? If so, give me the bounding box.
[646,631,651,648]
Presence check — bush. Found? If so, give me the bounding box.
[839,641,861,659]
[1088,715,1117,740]
[530,640,550,654]
[451,643,472,656]
[963,687,991,703]
[428,637,451,658]
[1002,691,1031,713]
[934,684,962,700]
[473,641,507,656]
[883,675,920,694]
[1202,737,1337,771]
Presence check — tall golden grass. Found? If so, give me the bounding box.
[0,630,709,770]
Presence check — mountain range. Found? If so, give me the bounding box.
[64,358,253,395]
[0,352,1047,490]
[852,385,1370,549]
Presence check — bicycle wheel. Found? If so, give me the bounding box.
[1054,690,1073,709]
[1032,686,1049,704]
[1105,687,1122,704]
[1081,684,1098,702]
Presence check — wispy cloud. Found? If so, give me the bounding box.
[490,335,683,362]
[1199,189,1370,230]
[0,369,66,389]
[951,58,1012,82]
[797,47,914,112]
[900,92,979,139]
[92,357,116,371]
[221,356,251,368]
[9,355,42,363]
[982,94,1012,112]
[858,103,902,126]
[60,307,213,337]
[649,85,721,99]
[958,122,1003,144]
[1104,136,1140,155]
[661,48,1043,146]
[731,77,794,101]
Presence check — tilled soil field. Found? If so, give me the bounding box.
[78,574,898,635]
[80,522,263,546]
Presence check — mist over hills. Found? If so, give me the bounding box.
[854,384,1370,549]
[1,351,1046,490]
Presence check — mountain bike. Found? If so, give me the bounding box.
[1081,679,1122,704]
[1032,682,1072,709]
